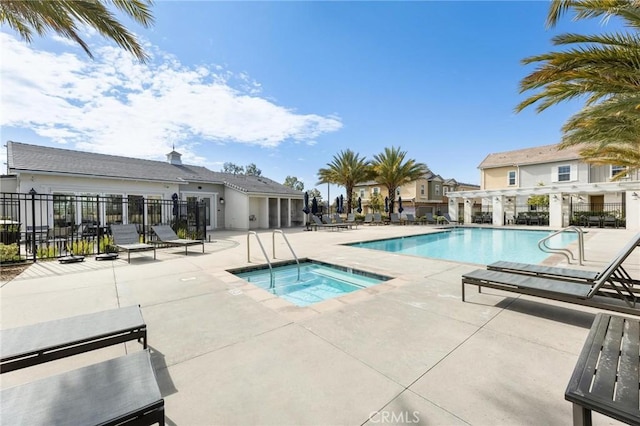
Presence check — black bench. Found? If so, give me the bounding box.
[1,349,164,425]
[1,305,146,373]
[565,313,640,425]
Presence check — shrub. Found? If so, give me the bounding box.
[67,239,93,255]
[0,243,20,262]
[36,245,59,259]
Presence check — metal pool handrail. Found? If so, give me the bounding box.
[247,231,274,290]
[272,230,300,281]
[538,226,585,265]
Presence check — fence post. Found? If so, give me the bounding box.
[96,196,101,255]
[29,188,37,262]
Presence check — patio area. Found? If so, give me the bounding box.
[1,225,636,425]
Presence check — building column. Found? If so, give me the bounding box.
[463,199,473,224]
[448,198,458,223]
[549,193,563,228]
[626,191,640,231]
[492,196,504,226]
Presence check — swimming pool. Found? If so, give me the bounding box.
[348,227,578,265]
[230,260,391,307]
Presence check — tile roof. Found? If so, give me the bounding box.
[478,143,583,169]
[7,141,302,196]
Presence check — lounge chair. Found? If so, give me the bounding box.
[603,215,618,228]
[151,225,204,255]
[373,213,385,225]
[1,349,164,425]
[346,213,359,227]
[405,214,418,225]
[424,213,436,225]
[333,214,356,229]
[364,214,374,225]
[461,233,640,315]
[110,224,156,263]
[389,213,402,225]
[1,305,147,373]
[486,233,640,284]
[311,215,346,231]
[516,213,529,225]
[442,213,458,224]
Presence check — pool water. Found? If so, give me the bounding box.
[349,227,578,265]
[232,260,390,307]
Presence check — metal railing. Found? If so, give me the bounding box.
[538,226,586,265]
[247,231,274,290]
[272,229,300,281]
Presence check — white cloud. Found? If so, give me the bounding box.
[0,33,342,164]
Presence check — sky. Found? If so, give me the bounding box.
[0,1,620,197]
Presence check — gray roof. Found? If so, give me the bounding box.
[479,143,582,169]
[7,141,302,197]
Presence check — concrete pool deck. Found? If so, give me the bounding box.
[1,225,637,425]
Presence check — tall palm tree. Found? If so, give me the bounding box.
[516,0,640,173]
[371,146,428,214]
[317,149,373,214]
[1,0,154,62]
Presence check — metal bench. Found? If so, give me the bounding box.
[565,313,640,425]
[1,305,146,373]
[1,349,164,425]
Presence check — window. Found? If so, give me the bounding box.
[105,195,123,225]
[508,171,516,186]
[359,189,365,198]
[611,165,627,178]
[558,165,571,182]
[396,189,401,196]
[53,194,75,227]
[435,184,441,196]
[372,187,379,195]
[443,187,449,194]
[127,195,144,224]
[420,185,425,195]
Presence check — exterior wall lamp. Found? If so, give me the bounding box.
[220,197,225,204]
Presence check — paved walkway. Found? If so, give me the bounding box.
[1,225,635,425]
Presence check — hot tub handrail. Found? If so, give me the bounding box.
[537,226,585,266]
[273,229,300,281]
[247,231,274,290]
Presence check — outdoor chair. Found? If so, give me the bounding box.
[461,233,640,316]
[373,213,385,225]
[333,214,356,229]
[311,215,346,231]
[110,224,156,263]
[405,214,418,225]
[516,213,529,225]
[482,213,493,224]
[587,216,602,228]
[346,213,359,226]
[389,213,402,225]
[424,213,436,225]
[472,214,483,224]
[1,349,164,425]
[0,305,147,373]
[528,214,541,226]
[151,225,204,255]
[603,216,618,228]
[364,214,374,225]
[442,213,458,224]
[486,233,640,284]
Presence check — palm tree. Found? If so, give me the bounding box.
[317,149,373,214]
[1,0,154,62]
[516,0,640,172]
[370,146,428,214]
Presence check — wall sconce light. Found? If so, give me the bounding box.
[465,199,470,204]
[552,195,559,201]
[219,197,225,204]
[633,192,639,200]
[495,197,500,202]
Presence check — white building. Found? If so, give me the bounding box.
[1,141,305,231]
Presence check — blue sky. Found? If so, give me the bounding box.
[0,1,616,197]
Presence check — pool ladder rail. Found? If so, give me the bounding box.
[537,226,586,265]
[247,230,300,291]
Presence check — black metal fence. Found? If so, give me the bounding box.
[0,192,207,262]
[569,202,626,227]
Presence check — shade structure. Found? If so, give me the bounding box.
[311,197,318,215]
[357,197,362,213]
[398,196,404,214]
[339,194,344,214]
[302,191,310,214]
[384,196,389,213]
[172,193,179,216]
[335,196,341,214]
